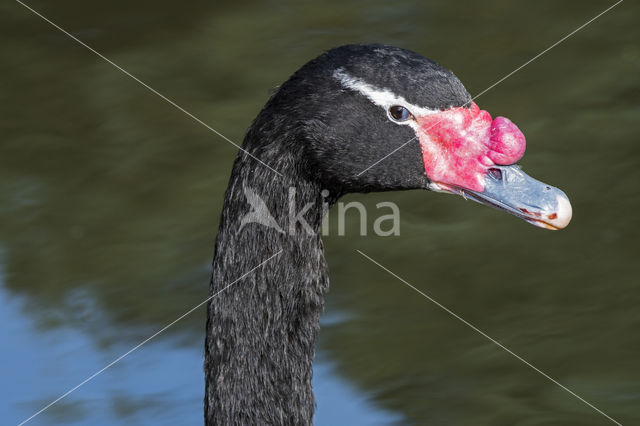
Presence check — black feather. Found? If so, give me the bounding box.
[204,44,470,425]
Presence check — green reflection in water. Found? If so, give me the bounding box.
[1,0,639,424]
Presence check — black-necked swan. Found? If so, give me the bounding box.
[204,44,571,425]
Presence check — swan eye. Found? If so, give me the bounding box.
[388,105,412,122]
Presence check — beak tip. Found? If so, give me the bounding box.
[550,194,572,229]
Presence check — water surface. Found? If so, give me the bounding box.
[1,0,639,424]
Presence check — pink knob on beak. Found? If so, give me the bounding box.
[488,116,526,165]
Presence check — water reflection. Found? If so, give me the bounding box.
[2,0,640,424]
[0,282,400,425]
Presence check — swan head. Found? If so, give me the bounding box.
[273,44,571,230]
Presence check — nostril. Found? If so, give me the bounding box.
[488,168,502,181]
[545,186,551,191]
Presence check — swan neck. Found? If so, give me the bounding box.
[204,147,329,424]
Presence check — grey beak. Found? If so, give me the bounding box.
[466,165,572,230]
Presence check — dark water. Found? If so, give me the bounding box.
[2,0,639,424]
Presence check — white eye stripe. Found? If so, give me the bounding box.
[333,68,438,118]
